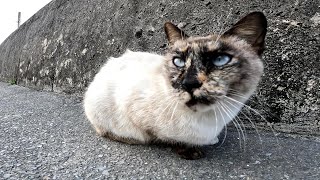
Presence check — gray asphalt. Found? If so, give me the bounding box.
[0,82,319,179]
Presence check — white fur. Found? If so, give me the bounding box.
[84,50,247,146]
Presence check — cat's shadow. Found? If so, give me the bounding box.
[144,132,248,161]
[97,128,266,161]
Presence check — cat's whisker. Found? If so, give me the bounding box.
[230,118,243,149]
[225,102,249,149]
[223,98,263,144]
[228,88,245,94]
[225,96,269,123]
[219,101,246,149]
[228,90,252,98]
[215,14,223,34]
[214,8,233,46]
[227,91,248,99]
[213,107,220,145]
[216,105,228,147]
[212,14,223,36]
[217,101,243,149]
[228,89,282,123]
[181,30,185,41]
[236,116,247,150]
[253,98,282,123]
[234,117,246,150]
[169,101,179,123]
[224,96,280,146]
[228,93,249,101]
[156,96,177,122]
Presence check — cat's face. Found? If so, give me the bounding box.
[164,12,267,112]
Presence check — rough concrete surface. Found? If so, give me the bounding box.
[0,82,319,179]
[0,1,319,136]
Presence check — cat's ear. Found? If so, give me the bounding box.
[223,12,267,55]
[164,22,188,45]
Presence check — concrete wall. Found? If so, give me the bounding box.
[0,0,319,135]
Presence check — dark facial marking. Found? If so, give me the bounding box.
[182,67,202,93]
[169,40,239,104]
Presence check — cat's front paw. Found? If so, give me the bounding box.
[174,146,205,160]
[211,137,219,145]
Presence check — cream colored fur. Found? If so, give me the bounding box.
[83,50,251,146]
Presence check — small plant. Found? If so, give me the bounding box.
[9,79,17,85]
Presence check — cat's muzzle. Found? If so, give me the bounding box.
[184,87,226,107]
[185,95,212,107]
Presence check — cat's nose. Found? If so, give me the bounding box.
[182,78,202,93]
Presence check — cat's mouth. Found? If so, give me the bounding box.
[185,96,212,107]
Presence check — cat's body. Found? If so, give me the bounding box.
[84,12,267,159]
[84,50,230,145]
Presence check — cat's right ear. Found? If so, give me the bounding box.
[223,12,267,55]
[164,22,188,45]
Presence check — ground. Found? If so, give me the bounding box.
[0,82,319,179]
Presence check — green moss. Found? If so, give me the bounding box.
[8,79,17,85]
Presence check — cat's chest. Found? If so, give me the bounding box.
[155,110,226,145]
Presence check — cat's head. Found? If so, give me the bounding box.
[164,12,267,112]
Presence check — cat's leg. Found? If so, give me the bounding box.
[211,137,219,145]
[103,131,144,145]
[173,144,205,160]
[94,125,145,145]
[153,139,205,160]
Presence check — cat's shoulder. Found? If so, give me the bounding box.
[106,50,164,69]
[120,49,163,61]
[102,50,164,75]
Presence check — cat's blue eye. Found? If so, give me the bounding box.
[212,54,231,67]
[173,57,185,68]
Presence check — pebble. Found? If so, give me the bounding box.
[102,170,109,176]
[3,174,12,178]
[266,153,272,156]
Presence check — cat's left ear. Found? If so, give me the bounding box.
[164,22,189,45]
[223,12,267,55]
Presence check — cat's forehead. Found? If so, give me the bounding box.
[171,35,252,55]
[171,35,225,52]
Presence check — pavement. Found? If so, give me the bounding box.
[0,82,319,179]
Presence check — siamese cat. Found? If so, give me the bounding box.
[84,12,267,159]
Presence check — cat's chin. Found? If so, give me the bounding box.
[185,98,215,113]
[187,103,214,113]
[177,91,215,112]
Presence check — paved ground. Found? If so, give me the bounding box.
[0,82,319,179]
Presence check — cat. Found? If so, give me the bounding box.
[83,12,267,160]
